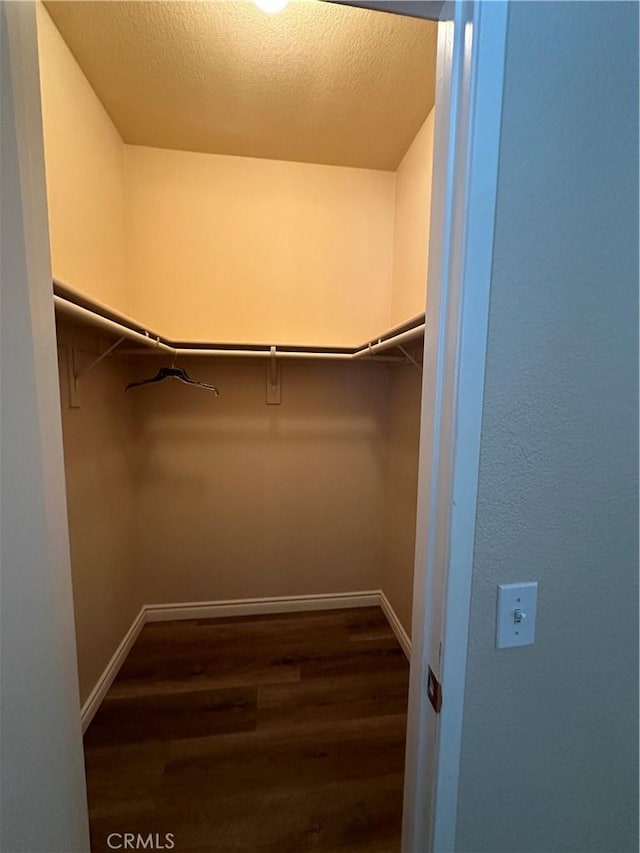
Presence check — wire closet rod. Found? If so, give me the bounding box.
[53,295,425,362]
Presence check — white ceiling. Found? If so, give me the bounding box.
[43,0,438,170]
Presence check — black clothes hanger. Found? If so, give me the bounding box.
[125,365,220,395]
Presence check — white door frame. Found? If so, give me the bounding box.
[1,2,90,851]
[401,2,508,851]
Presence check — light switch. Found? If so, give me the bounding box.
[496,582,537,649]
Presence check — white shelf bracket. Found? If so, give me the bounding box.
[398,344,423,374]
[66,346,80,409]
[266,346,282,405]
[66,336,125,408]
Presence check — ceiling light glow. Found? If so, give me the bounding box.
[253,0,289,14]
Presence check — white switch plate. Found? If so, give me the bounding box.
[496,582,538,649]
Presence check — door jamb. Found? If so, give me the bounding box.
[1,2,90,849]
[401,2,509,851]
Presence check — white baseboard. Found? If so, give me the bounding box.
[81,589,409,732]
[80,606,145,733]
[379,591,412,660]
[144,590,380,622]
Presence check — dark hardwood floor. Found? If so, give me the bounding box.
[84,607,410,853]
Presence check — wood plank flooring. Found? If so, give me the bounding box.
[84,607,410,853]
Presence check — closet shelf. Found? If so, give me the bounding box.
[53,281,424,364]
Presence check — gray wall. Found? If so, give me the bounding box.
[456,3,638,852]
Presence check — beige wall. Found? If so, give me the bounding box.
[391,109,434,327]
[381,362,422,637]
[56,345,423,700]
[42,4,426,704]
[57,342,423,702]
[37,4,128,316]
[56,322,141,705]
[134,358,390,603]
[36,6,432,347]
[125,146,395,346]
[379,110,434,634]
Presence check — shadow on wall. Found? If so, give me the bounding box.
[132,359,392,604]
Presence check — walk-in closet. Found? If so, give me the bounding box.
[37,1,438,848]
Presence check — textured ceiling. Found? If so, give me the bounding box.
[43,0,437,170]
